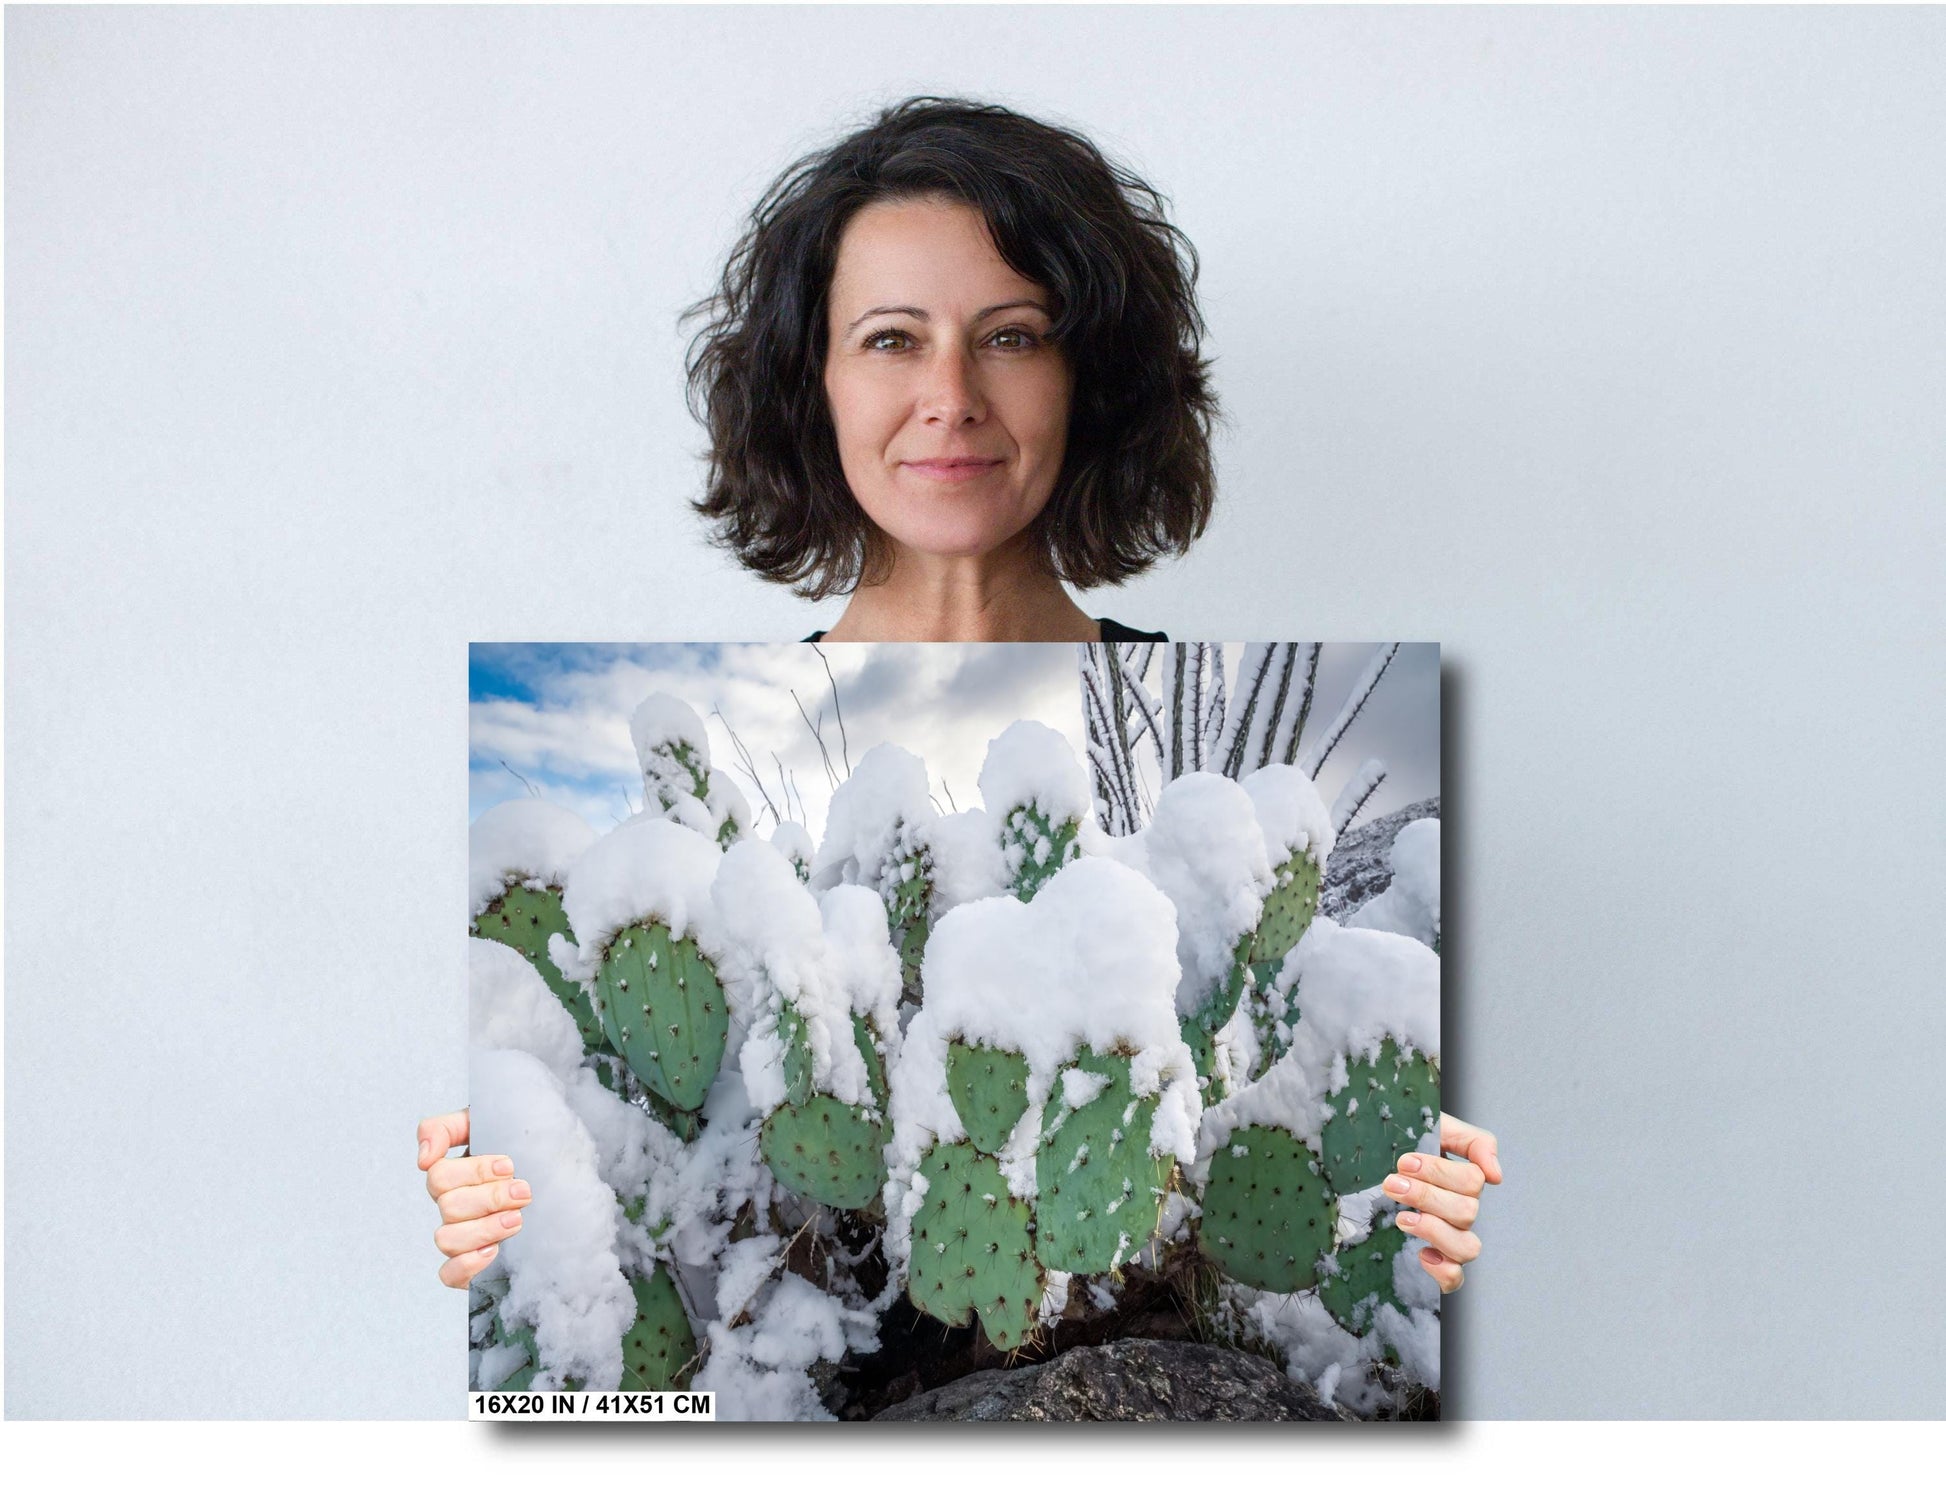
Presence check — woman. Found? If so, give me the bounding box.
[424,98,1500,1299]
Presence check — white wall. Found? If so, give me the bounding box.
[7,5,1943,1418]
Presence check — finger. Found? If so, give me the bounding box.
[440,1243,501,1291]
[427,1152,516,1201]
[418,1109,471,1171]
[434,1207,527,1260]
[1394,1208,1481,1264]
[1440,1114,1503,1184]
[1394,1150,1486,1199]
[1418,1243,1464,1295]
[1381,1170,1478,1231]
[438,1176,533,1225]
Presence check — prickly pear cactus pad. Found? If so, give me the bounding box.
[621,1266,698,1390]
[1249,850,1324,967]
[906,1141,1044,1351]
[594,922,728,1110]
[759,1017,892,1209]
[629,692,750,850]
[946,1041,1030,1155]
[1195,1123,1335,1292]
[555,815,729,1110]
[998,805,1080,902]
[715,840,906,1209]
[1239,763,1335,966]
[1320,1037,1440,1195]
[1035,1047,1176,1274]
[1316,1215,1411,1337]
[469,799,599,1037]
[1269,917,1442,1195]
[978,720,1090,903]
[886,856,1200,1336]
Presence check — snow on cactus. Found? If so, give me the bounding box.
[812,743,938,994]
[718,839,901,1210]
[977,720,1088,902]
[629,692,749,850]
[556,815,731,1113]
[885,857,1198,1347]
[768,820,815,883]
[469,799,599,1046]
[467,939,697,1392]
[1191,914,1442,1401]
[1347,818,1441,953]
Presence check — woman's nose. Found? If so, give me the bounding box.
[917,346,986,426]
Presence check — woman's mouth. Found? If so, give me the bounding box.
[902,457,1003,481]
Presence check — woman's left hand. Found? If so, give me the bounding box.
[1382,1112,1502,1294]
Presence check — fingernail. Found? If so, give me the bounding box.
[1384,1176,1412,1196]
[478,1244,499,1262]
[500,1211,523,1230]
[1398,1210,1420,1227]
[1399,1155,1422,1173]
[1420,1246,1443,1263]
[419,1140,431,1163]
[492,1158,514,1176]
[510,1180,531,1201]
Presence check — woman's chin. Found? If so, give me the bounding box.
[874,510,1038,565]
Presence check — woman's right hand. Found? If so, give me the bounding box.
[418,1109,531,1289]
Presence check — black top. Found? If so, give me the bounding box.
[803,617,1166,644]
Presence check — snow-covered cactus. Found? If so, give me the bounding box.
[758,1011,892,1209]
[979,722,1088,903]
[1035,1047,1174,1275]
[814,745,938,998]
[725,849,904,1212]
[560,817,731,1114]
[469,800,600,1049]
[630,693,749,851]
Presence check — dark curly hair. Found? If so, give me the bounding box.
[683,96,1219,600]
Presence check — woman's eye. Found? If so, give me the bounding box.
[864,329,913,352]
[987,327,1040,350]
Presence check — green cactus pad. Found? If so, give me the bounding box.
[946,1041,1030,1154]
[908,1141,1044,1351]
[1249,850,1324,969]
[1197,1124,1335,1292]
[593,921,728,1112]
[760,1095,889,1210]
[472,885,601,1052]
[1035,1048,1174,1275]
[888,841,934,996]
[760,1017,891,1209]
[1002,805,1080,903]
[1320,1038,1440,1195]
[621,1266,697,1391]
[1182,938,1253,1100]
[777,1004,816,1108]
[1317,1217,1411,1337]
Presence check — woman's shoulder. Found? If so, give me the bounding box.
[804,620,1165,644]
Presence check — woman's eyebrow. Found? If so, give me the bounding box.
[843,300,1049,336]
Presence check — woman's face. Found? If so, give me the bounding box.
[823,195,1072,566]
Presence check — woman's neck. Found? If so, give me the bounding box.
[822,541,1100,642]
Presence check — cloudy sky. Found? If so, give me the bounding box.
[468,642,1440,841]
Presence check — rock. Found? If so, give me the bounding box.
[869,1338,1353,1421]
[1321,797,1440,921]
